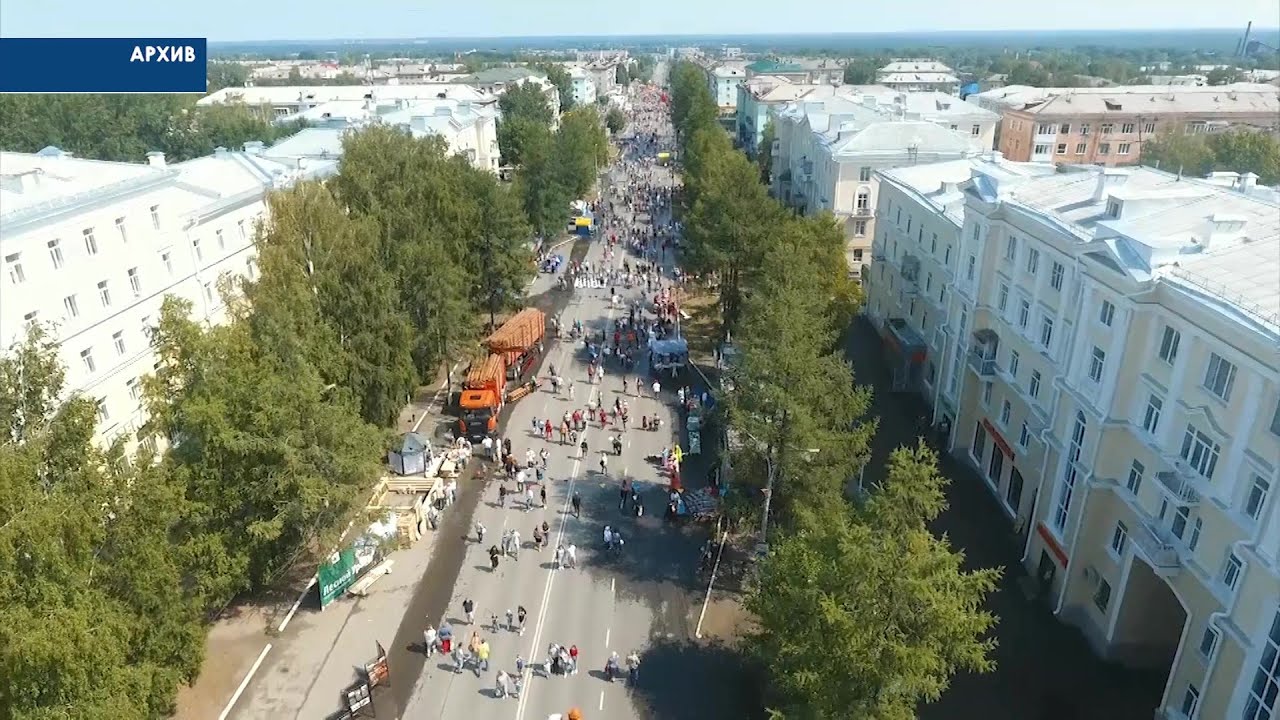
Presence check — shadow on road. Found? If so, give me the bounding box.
[625,636,766,720]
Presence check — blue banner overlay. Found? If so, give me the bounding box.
[0,38,208,93]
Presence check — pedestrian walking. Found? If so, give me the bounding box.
[571,492,582,518]
[498,484,507,508]
[506,608,515,632]
[524,486,534,511]
[569,644,579,675]
[423,625,437,656]
[554,544,564,569]
[475,521,486,544]
[478,639,491,673]
[517,605,528,635]
[540,484,547,507]
[488,545,500,571]
[566,544,577,569]
[463,598,475,625]
[452,645,465,673]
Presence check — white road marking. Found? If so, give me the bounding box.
[599,690,605,711]
[610,577,615,595]
[604,627,611,648]
[218,643,271,720]
[277,579,313,633]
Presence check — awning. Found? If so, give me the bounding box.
[884,318,927,363]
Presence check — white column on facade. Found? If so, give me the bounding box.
[1215,372,1263,505]
[1065,278,1095,385]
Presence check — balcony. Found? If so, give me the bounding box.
[853,206,874,218]
[1153,461,1202,506]
[1130,520,1182,577]
[966,328,999,377]
[900,254,921,295]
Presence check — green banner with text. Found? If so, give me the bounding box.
[318,548,360,608]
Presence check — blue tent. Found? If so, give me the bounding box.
[388,432,431,476]
[960,82,980,99]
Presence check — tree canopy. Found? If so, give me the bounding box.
[1142,129,1280,185]
[514,106,607,241]
[670,58,1000,719]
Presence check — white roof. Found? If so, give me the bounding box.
[880,60,955,74]
[880,156,1056,224]
[198,84,493,108]
[996,167,1280,332]
[713,64,746,78]
[969,82,1278,110]
[877,72,960,86]
[0,148,163,217]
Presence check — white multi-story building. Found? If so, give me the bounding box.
[876,59,961,95]
[0,145,337,452]
[867,160,1280,720]
[567,66,597,106]
[709,62,746,114]
[257,96,502,174]
[769,91,998,278]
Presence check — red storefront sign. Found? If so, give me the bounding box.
[1037,522,1069,568]
[982,418,1014,459]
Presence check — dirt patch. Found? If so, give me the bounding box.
[679,287,720,363]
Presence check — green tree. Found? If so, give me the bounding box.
[615,62,632,86]
[498,79,555,127]
[516,124,574,241]
[535,63,575,112]
[605,106,627,134]
[746,448,1001,720]
[842,57,881,84]
[1205,67,1242,85]
[207,61,249,92]
[0,326,207,720]
[143,296,385,597]
[1210,129,1280,184]
[757,119,776,183]
[498,115,548,166]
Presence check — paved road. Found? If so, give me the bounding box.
[399,93,742,720]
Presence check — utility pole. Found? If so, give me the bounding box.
[483,234,497,331]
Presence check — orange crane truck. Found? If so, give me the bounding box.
[456,308,548,440]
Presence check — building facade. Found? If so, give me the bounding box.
[567,66,597,106]
[968,83,1280,165]
[769,90,998,278]
[0,145,336,453]
[867,160,1280,720]
[709,62,746,114]
[876,59,961,95]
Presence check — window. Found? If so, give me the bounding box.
[1099,300,1115,326]
[930,234,937,254]
[852,249,864,262]
[97,280,111,307]
[1179,685,1199,719]
[80,347,96,373]
[162,251,174,275]
[1222,553,1243,591]
[1245,475,1271,522]
[116,217,128,242]
[1056,143,1067,154]
[1101,123,1114,134]
[1059,123,1071,133]
[1050,261,1063,291]
[1158,326,1180,364]
[1088,347,1105,383]
[966,255,976,282]
[897,207,903,224]
[1203,353,1236,401]
[1117,143,1131,155]
[859,166,871,182]
[1079,123,1090,135]
[1098,143,1111,155]
[5,253,24,285]
[1037,123,1055,134]
[63,295,80,318]
[997,283,1009,312]
[96,398,109,423]
[1180,424,1221,480]
[982,382,993,407]
[1008,349,1020,378]
[124,268,141,297]
[906,216,912,233]
[971,124,980,136]
[1025,248,1039,275]
[856,191,870,211]
[217,228,227,249]
[944,245,951,265]
[112,331,126,356]
[203,282,214,303]
[1142,394,1162,433]
[972,421,988,464]
[1017,422,1030,449]
[150,205,161,230]
[1074,143,1086,154]
[1243,606,1280,720]
[1005,235,1017,261]
[1120,122,1135,134]
[1000,400,1012,426]
[1092,579,1111,613]
[1106,198,1122,218]
[1171,503,1190,539]
[1274,403,1280,437]
[126,377,141,401]
[48,239,65,269]
[1029,370,1041,398]
[1040,316,1054,349]
[1110,521,1128,557]
[1198,627,1219,661]
[1054,411,1087,531]
[193,238,203,262]
[853,220,867,237]
[83,228,98,255]
[1018,299,1030,328]
[1006,467,1025,509]
[1142,122,1156,134]
[1126,459,1144,495]
[1189,517,1202,552]
[23,311,38,328]
[1033,143,1050,155]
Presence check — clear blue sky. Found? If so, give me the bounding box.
[0,0,1274,41]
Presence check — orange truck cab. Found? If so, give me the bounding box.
[458,354,506,440]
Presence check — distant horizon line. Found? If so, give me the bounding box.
[206,26,1280,45]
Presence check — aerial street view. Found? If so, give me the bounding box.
[1,3,1279,720]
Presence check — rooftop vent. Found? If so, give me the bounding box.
[145,150,166,168]
[1093,168,1130,201]
[242,141,264,156]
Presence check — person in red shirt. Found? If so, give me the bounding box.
[568,644,579,675]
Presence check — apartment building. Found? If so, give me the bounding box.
[868,160,1280,720]
[986,84,1280,165]
[769,90,998,278]
[735,76,827,154]
[567,66,597,106]
[0,145,336,452]
[261,96,502,174]
[876,59,961,96]
[708,62,747,114]
[197,83,499,121]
